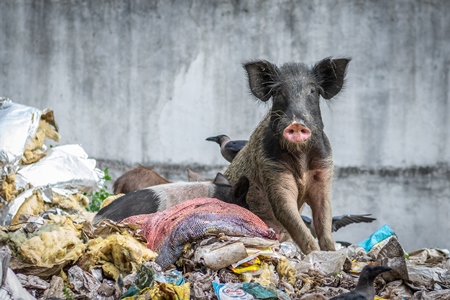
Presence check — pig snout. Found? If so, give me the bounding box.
[283,122,311,143]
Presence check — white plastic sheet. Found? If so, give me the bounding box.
[16,144,103,193]
[0,98,41,168]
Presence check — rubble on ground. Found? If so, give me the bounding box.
[1,99,449,299]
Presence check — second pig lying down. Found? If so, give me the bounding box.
[93,173,249,224]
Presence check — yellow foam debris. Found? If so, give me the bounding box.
[122,283,190,300]
[276,258,297,286]
[101,262,121,281]
[0,173,19,202]
[254,262,277,287]
[21,110,60,165]
[9,216,86,267]
[11,189,45,225]
[78,231,157,279]
[52,191,89,212]
[11,189,90,225]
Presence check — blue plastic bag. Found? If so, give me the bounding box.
[358,224,396,252]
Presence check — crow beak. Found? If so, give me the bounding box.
[376,266,392,275]
[206,136,220,143]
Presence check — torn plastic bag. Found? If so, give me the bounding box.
[121,198,277,269]
[0,187,49,226]
[229,246,281,276]
[122,264,185,295]
[0,98,60,171]
[187,235,280,275]
[16,273,51,299]
[16,273,50,290]
[185,270,216,299]
[212,281,290,300]
[279,241,301,259]
[41,275,66,299]
[382,280,413,299]
[0,268,37,300]
[305,248,348,276]
[407,263,450,290]
[0,98,41,168]
[346,244,372,262]
[411,289,450,300]
[0,245,35,300]
[68,265,101,299]
[358,224,396,253]
[67,265,122,299]
[194,241,248,270]
[121,262,189,300]
[375,235,408,282]
[225,236,280,250]
[0,186,90,226]
[230,255,262,275]
[16,144,103,193]
[213,282,268,300]
[408,248,450,266]
[0,144,103,225]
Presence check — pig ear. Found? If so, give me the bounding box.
[244,60,280,102]
[187,168,206,182]
[313,58,351,100]
[213,173,230,186]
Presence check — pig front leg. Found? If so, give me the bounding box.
[244,180,289,240]
[307,169,335,251]
[263,172,319,254]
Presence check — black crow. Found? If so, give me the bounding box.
[329,265,392,299]
[206,134,248,163]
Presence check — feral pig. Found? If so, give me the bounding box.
[94,173,249,224]
[224,57,350,254]
[113,166,171,194]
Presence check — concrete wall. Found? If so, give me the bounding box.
[1,0,449,252]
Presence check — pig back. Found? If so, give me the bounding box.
[223,113,280,223]
[224,113,270,186]
[113,166,171,194]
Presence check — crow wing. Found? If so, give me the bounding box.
[332,214,376,232]
[224,140,247,152]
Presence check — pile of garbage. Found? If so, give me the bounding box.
[1,99,450,300]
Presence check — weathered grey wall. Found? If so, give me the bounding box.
[1,0,449,251]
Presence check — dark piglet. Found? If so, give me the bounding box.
[94,173,249,224]
[224,57,350,254]
[113,165,171,194]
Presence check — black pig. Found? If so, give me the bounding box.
[224,57,350,254]
[94,173,249,224]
